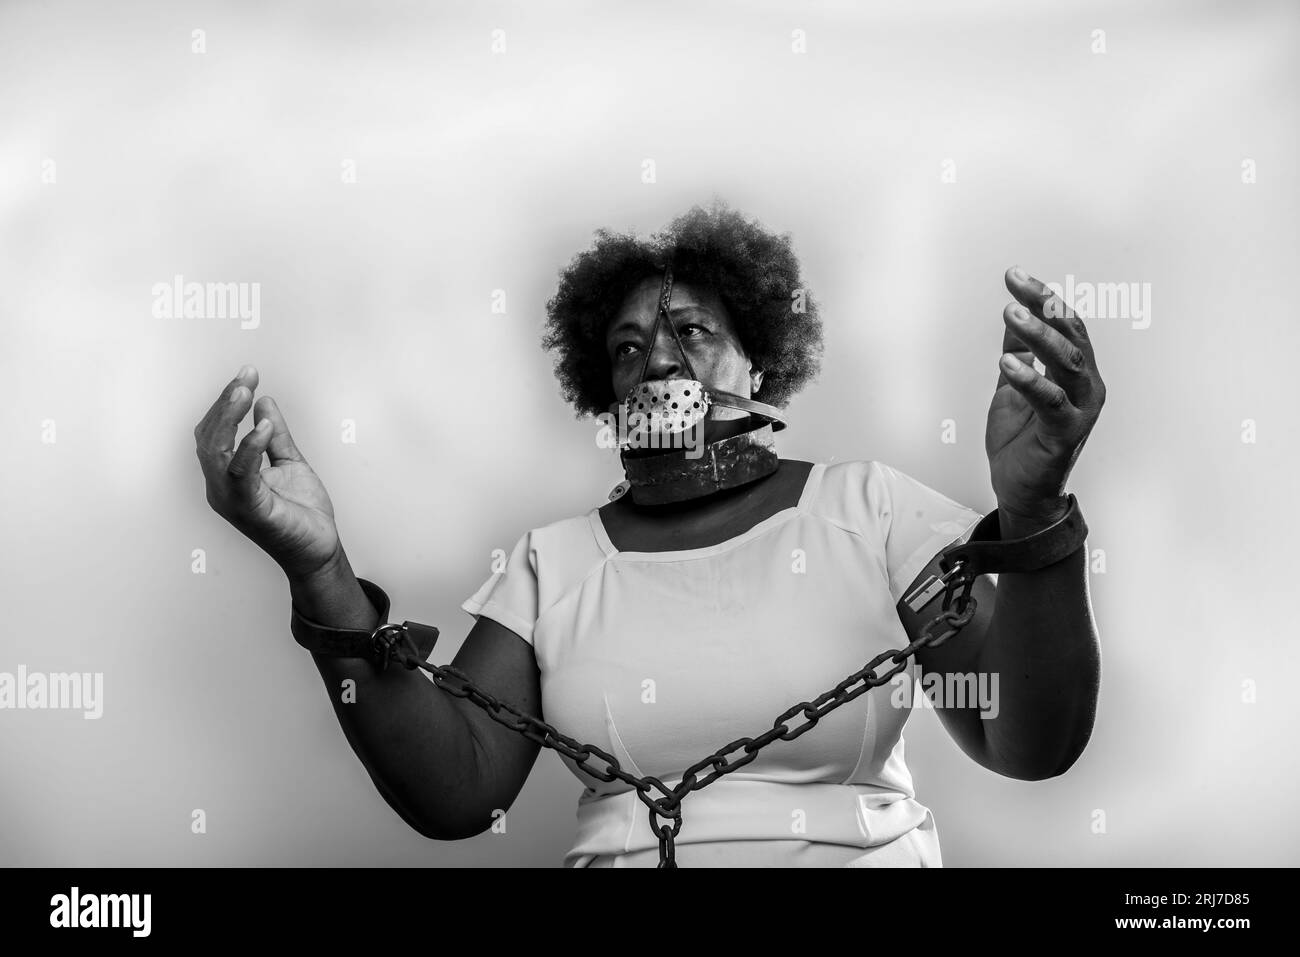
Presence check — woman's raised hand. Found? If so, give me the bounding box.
[194,366,343,581]
[985,267,1106,534]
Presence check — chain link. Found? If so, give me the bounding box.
[383,568,980,867]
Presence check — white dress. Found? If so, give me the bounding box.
[462,460,984,867]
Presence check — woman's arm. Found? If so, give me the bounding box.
[194,368,543,839]
[978,507,1100,779]
[898,507,1100,782]
[290,549,544,840]
[898,265,1105,780]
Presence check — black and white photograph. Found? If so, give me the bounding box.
[1,0,1293,933]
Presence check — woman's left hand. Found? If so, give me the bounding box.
[985,266,1107,534]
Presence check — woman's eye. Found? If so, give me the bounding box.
[613,325,705,360]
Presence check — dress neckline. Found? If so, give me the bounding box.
[587,462,826,562]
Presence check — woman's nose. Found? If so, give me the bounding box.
[643,334,684,380]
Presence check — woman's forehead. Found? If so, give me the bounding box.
[607,277,727,335]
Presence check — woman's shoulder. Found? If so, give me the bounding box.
[482,507,609,617]
[805,458,890,522]
[814,458,965,503]
[811,457,894,509]
[516,506,604,555]
[812,458,977,525]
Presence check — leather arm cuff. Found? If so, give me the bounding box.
[290,578,440,669]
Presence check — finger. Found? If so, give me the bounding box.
[198,383,255,490]
[252,396,306,465]
[995,308,1037,391]
[226,417,274,503]
[195,384,254,497]
[1001,302,1092,403]
[997,352,1076,427]
[1004,267,1097,364]
[194,365,260,460]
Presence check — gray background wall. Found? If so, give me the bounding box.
[2,0,1295,865]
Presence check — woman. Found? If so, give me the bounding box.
[193,202,1105,867]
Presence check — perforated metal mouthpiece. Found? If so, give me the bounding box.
[622,378,709,448]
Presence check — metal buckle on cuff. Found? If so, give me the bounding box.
[938,560,975,614]
[370,623,413,670]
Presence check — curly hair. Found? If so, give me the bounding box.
[541,200,824,418]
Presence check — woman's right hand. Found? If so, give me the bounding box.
[194,366,343,582]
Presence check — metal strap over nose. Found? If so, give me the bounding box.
[636,265,699,384]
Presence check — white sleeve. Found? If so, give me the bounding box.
[868,462,985,605]
[461,531,540,645]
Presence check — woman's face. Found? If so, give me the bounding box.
[604,277,760,423]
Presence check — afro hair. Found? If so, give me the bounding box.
[541,200,824,418]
